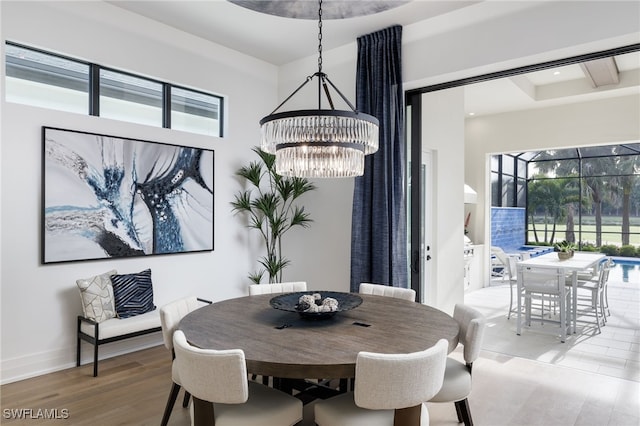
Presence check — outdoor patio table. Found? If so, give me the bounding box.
[179,292,460,426]
[516,251,606,334]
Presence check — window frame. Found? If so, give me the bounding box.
[5,41,225,137]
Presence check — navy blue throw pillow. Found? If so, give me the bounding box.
[111,269,156,318]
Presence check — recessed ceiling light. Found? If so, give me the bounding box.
[553,71,561,76]
[468,112,475,116]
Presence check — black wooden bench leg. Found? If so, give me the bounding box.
[93,342,99,377]
[76,317,82,367]
[76,316,161,378]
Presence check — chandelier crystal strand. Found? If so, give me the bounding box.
[259,0,379,178]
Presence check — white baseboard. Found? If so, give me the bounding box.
[1,334,163,385]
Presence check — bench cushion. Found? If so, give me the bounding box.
[80,309,160,340]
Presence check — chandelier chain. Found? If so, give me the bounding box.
[317,0,323,73]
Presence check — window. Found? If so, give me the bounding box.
[100,69,163,127]
[491,153,525,208]
[171,87,221,137]
[5,43,89,114]
[525,147,640,249]
[5,42,224,137]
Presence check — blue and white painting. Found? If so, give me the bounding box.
[43,127,214,263]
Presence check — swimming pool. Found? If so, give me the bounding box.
[610,257,640,283]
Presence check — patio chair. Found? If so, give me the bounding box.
[490,247,525,318]
[574,257,613,332]
[516,265,571,342]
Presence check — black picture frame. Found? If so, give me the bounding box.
[42,127,214,264]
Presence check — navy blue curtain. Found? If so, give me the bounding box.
[350,25,406,291]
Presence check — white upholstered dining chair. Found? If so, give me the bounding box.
[359,282,416,301]
[429,304,486,426]
[159,296,211,426]
[173,330,303,426]
[314,339,448,426]
[248,281,307,295]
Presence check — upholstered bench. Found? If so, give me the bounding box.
[75,268,160,377]
[76,309,161,377]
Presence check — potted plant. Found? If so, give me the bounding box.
[231,147,316,284]
[554,240,577,260]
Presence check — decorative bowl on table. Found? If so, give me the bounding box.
[269,291,363,320]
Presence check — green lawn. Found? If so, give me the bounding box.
[528,216,640,246]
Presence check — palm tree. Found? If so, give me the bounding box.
[583,156,616,247]
[527,179,546,243]
[611,154,639,245]
[527,178,570,244]
[533,151,619,247]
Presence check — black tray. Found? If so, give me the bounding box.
[269,291,363,320]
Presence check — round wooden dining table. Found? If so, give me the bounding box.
[179,292,460,425]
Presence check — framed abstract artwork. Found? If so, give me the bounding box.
[42,127,214,263]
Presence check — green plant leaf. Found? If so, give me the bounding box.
[290,206,313,227]
[253,147,276,172]
[276,178,294,202]
[258,255,291,282]
[236,161,263,188]
[248,271,264,284]
[269,214,287,237]
[249,215,264,231]
[252,192,279,217]
[291,177,316,199]
[231,191,253,213]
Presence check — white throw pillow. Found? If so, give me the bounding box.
[76,270,117,322]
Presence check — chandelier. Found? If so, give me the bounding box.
[259,0,379,178]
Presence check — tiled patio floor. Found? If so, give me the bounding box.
[465,266,639,382]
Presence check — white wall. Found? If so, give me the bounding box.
[0,1,277,383]
[422,88,466,313]
[466,94,640,286]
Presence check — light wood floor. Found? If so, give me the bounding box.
[0,346,191,426]
[2,343,639,425]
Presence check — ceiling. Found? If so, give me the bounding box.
[108,0,477,66]
[108,0,639,117]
